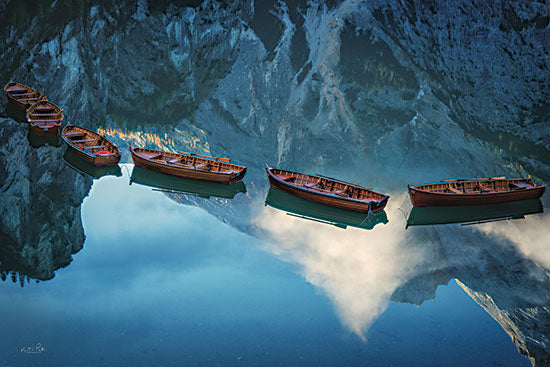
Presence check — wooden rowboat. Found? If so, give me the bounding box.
[3,81,45,110]
[265,187,388,230]
[406,198,543,228]
[62,124,121,166]
[408,177,545,207]
[129,146,246,184]
[26,100,63,136]
[265,165,389,214]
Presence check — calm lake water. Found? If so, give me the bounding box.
[2,1,550,365]
[0,147,547,366]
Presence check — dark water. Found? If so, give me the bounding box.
[1,0,550,366]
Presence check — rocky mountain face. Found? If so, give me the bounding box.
[1,0,547,178]
[0,117,92,282]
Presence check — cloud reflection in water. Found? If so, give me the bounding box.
[253,193,425,338]
[477,211,550,269]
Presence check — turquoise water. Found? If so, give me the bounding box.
[0,166,541,366]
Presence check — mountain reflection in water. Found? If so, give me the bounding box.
[0,118,92,284]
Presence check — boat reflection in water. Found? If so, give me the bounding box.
[27,128,62,148]
[63,149,122,179]
[4,102,27,123]
[129,165,247,199]
[265,188,388,230]
[406,198,543,228]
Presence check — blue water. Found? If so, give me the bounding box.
[0,168,532,367]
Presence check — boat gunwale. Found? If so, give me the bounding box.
[266,165,389,205]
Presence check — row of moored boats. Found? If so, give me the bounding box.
[4,81,546,217]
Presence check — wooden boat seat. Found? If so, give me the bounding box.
[84,145,106,150]
[8,87,29,92]
[11,92,35,96]
[31,113,59,117]
[146,154,163,160]
[65,132,87,137]
[334,189,349,197]
[195,163,210,170]
[304,182,319,189]
[477,183,491,192]
[71,139,97,143]
[510,182,529,189]
[31,119,59,124]
[168,158,182,164]
[447,184,462,194]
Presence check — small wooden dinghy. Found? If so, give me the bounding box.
[265,188,388,230]
[406,198,543,228]
[130,166,246,199]
[26,100,63,136]
[265,165,389,214]
[4,81,45,110]
[130,146,246,184]
[61,124,121,166]
[408,177,545,207]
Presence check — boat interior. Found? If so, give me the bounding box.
[270,168,386,202]
[5,83,43,105]
[64,126,118,155]
[135,148,243,174]
[27,101,62,127]
[414,178,536,194]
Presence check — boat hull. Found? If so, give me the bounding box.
[130,148,246,184]
[408,184,545,207]
[266,169,388,214]
[65,144,120,166]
